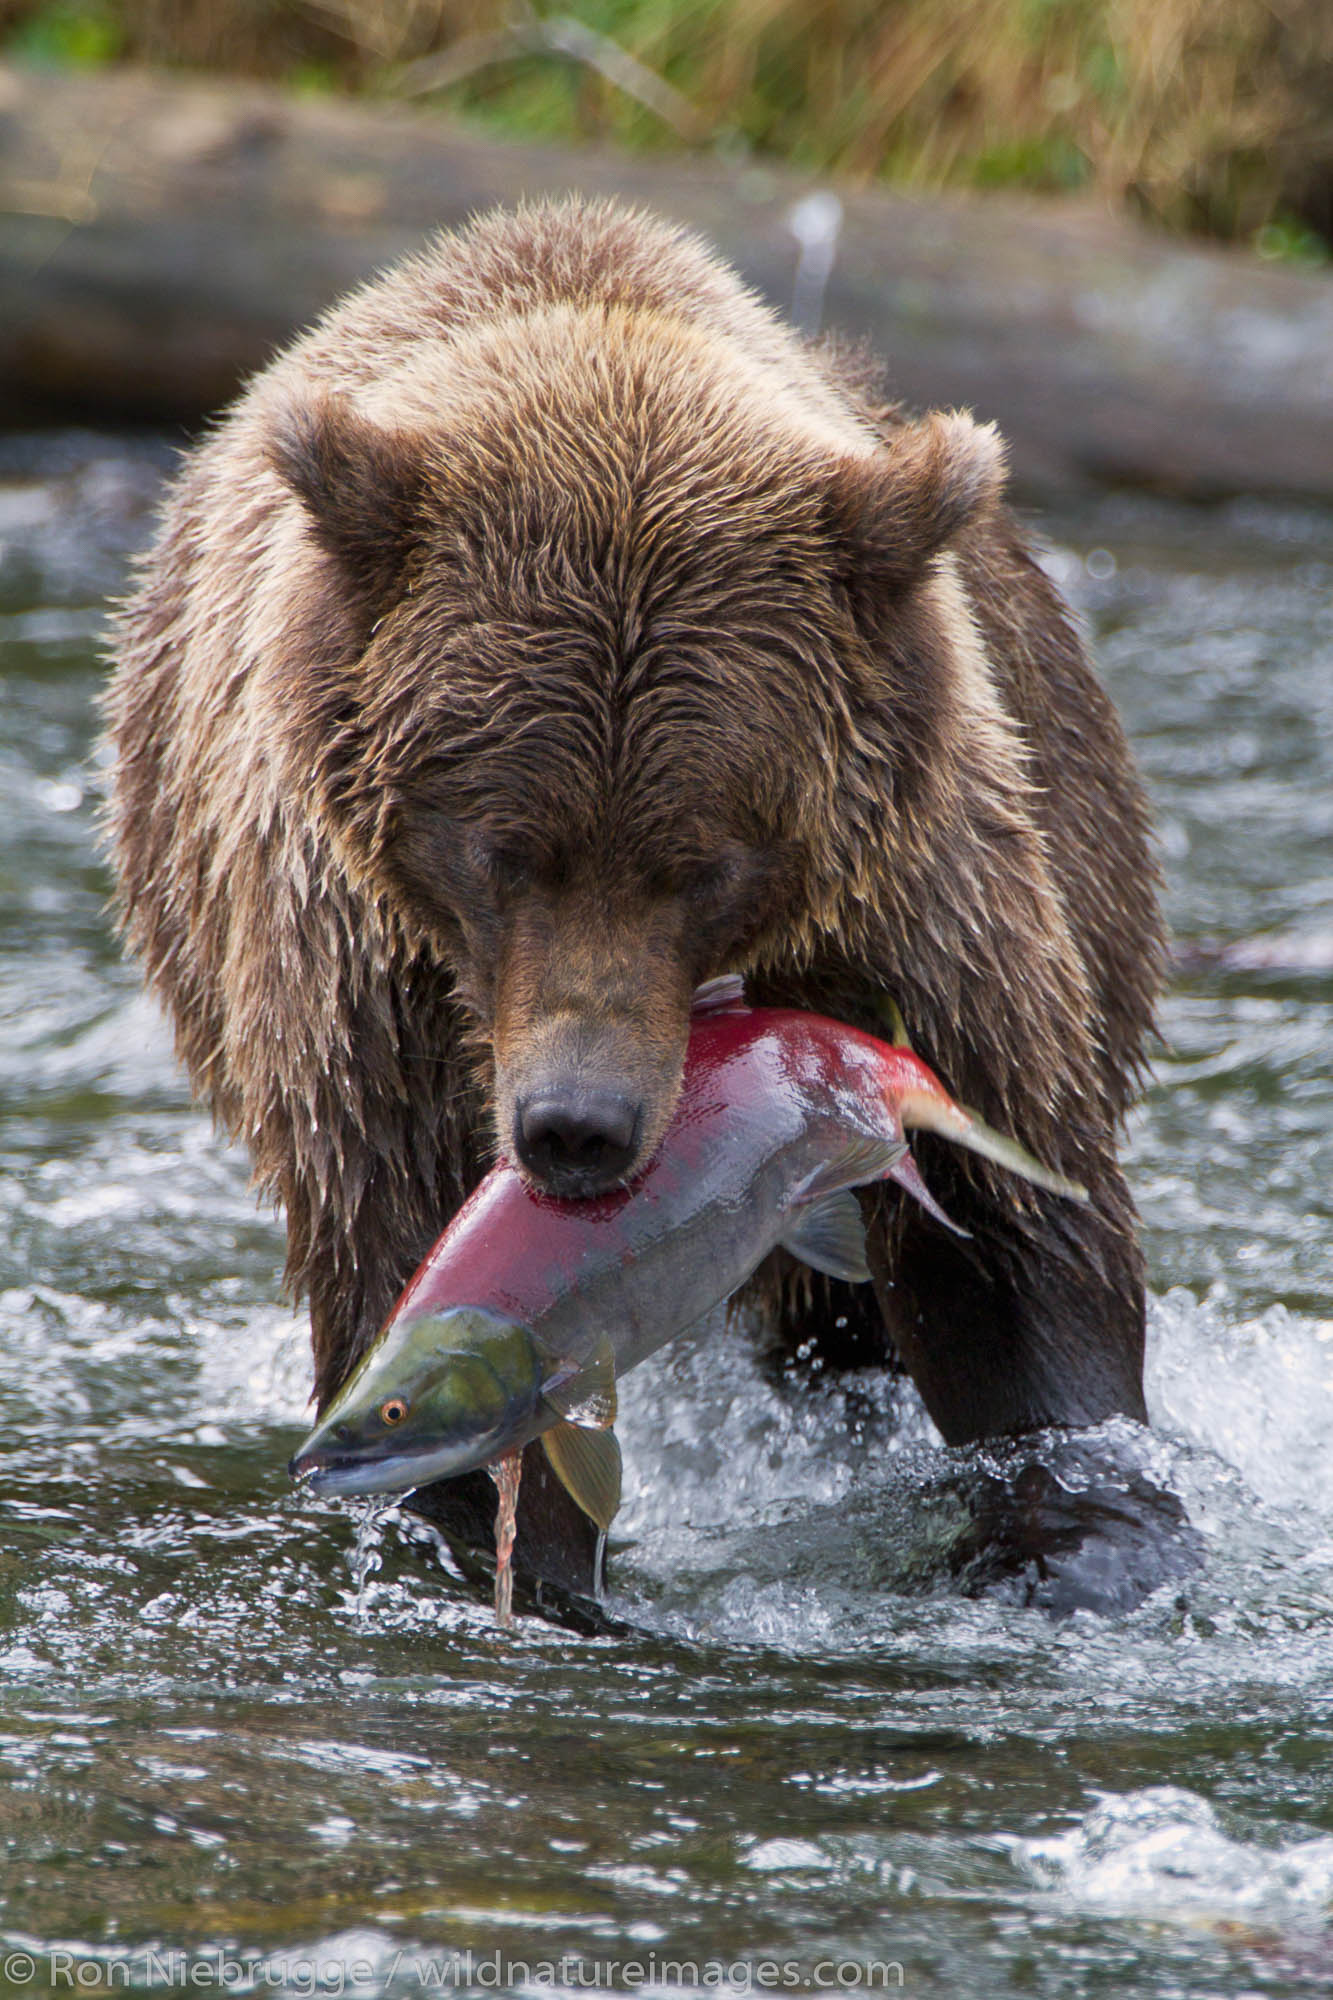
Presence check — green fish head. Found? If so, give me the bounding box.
[288,1306,544,1499]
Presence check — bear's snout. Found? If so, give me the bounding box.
[513,1084,643,1193]
[488,885,697,1198]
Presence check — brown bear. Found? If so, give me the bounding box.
[105,197,1166,1609]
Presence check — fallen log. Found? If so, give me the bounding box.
[2,62,1331,500]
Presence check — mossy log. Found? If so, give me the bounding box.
[2,62,1331,500]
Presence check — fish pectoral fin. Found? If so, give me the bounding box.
[542,1422,622,1533]
[542,1332,617,1430]
[781,1188,871,1283]
[782,1136,913,1280]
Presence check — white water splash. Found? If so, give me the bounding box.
[1011,1785,1333,1925]
[349,1496,396,1623]
[193,1306,313,1429]
[608,1284,1333,1657]
[1148,1286,1333,1518]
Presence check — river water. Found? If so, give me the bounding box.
[1,432,1331,1999]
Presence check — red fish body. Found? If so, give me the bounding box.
[392,986,963,1363]
[290,981,1082,1515]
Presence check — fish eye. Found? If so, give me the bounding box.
[379,1397,409,1427]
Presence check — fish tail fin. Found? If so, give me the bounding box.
[892,1065,1088,1203]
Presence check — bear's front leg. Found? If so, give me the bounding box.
[862,1155,1201,1612]
[406,1447,607,1623]
[866,1143,1149,1443]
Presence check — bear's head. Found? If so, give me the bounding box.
[266,309,1004,1196]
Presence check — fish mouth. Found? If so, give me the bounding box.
[288,1434,506,1500]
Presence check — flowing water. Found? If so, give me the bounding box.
[1,431,1331,1999]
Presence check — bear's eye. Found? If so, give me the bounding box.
[679,851,750,904]
[379,1397,408,1427]
[685,864,728,901]
[463,831,533,901]
[488,850,532,898]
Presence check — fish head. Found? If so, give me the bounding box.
[288,1307,544,1499]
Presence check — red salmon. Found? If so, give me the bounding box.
[290,978,1084,1530]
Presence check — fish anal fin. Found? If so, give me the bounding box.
[782,1187,871,1283]
[542,1422,622,1532]
[795,1135,907,1204]
[888,1146,970,1237]
[542,1332,617,1429]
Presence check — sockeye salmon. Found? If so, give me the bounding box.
[289,979,1085,1533]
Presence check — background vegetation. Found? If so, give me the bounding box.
[2,0,1330,254]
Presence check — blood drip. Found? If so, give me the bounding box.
[488,1449,522,1627]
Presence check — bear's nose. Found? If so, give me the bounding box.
[514,1088,642,1191]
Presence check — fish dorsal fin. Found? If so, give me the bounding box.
[542,1422,622,1532]
[899,1090,1088,1202]
[542,1332,617,1429]
[888,1146,969,1237]
[878,994,913,1048]
[781,1187,871,1283]
[691,973,747,1015]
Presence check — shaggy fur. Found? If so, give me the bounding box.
[105,199,1164,1589]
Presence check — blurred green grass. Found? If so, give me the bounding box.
[2,0,1329,254]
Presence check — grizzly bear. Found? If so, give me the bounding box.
[105,197,1166,1609]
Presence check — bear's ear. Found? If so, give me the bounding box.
[828,411,1006,606]
[267,395,427,615]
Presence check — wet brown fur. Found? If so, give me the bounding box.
[105,199,1165,1580]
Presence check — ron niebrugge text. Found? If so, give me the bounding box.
[7,1950,907,1993]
